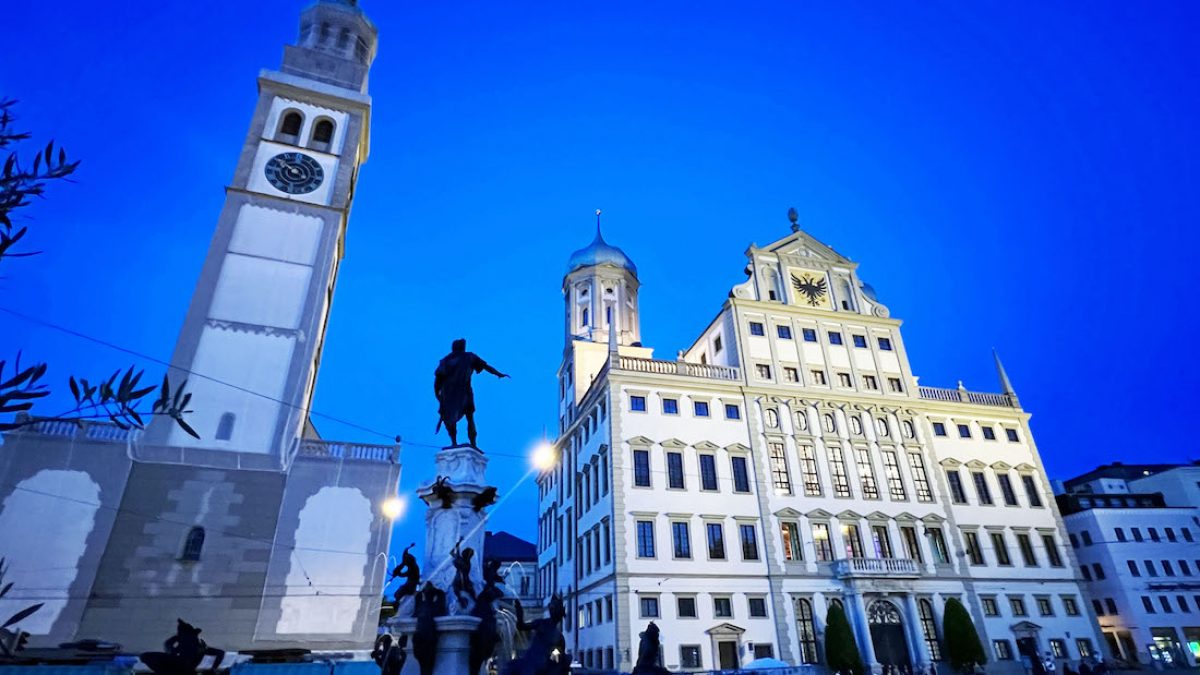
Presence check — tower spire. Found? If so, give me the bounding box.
[595,208,603,239]
[993,349,1017,397]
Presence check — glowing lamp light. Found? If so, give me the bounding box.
[531,442,557,471]
[382,496,406,520]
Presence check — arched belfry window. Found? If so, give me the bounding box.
[277,111,303,144]
[215,413,235,441]
[181,526,205,562]
[310,119,335,152]
[581,308,589,328]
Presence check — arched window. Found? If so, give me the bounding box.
[876,417,890,438]
[823,414,836,434]
[919,598,943,660]
[902,420,916,439]
[181,526,205,562]
[277,111,303,143]
[850,417,864,435]
[215,413,235,441]
[828,598,844,611]
[309,118,335,152]
[795,411,808,432]
[581,308,589,327]
[867,600,902,625]
[766,409,779,429]
[795,598,820,663]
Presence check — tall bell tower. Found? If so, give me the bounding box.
[151,0,378,465]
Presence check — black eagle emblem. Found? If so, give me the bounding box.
[791,273,827,306]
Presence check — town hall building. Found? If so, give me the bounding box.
[536,213,1102,672]
[0,0,399,652]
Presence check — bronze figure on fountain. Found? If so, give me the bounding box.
[434,338,509,449]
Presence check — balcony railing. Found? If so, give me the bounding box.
[298,439,397,463]
[834,557,921,579]
[5,416,137,442]
[617,356,740,381]
[918,386,1016,408]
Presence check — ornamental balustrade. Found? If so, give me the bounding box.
[918,385,1016,408]
[833,556,922,579]
[616,356,740,381]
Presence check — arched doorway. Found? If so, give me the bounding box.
[869,600,911,668]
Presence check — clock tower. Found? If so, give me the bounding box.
[151,0,378,465]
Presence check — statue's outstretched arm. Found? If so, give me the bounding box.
[482,362,509,379]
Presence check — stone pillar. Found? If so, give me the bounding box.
[903,593,932,668]
[848,591,879,671]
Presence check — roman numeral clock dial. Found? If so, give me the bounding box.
[264,151,324,195]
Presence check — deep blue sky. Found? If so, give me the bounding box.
[2,1,1197,559]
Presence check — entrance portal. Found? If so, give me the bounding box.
[718,640,739,669]
[868,600,911,668]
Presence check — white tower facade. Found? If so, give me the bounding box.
[152,0,378,465]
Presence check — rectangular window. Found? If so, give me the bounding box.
[972,472,994,505]
[680,645,702,668]
[1132,528,1143,542]
[929,528,950,564]
[993,640,1013,660]
[882,450,907,500]
[812,523,834,562]
[901,526,924,563]
[662,398,679,414]
[1076,639,1094,659]
[749,322,765,336]
[1166,528,1177,542]
[856,447,880,499]
[864,375,879,390]
[1180,560,1192,576]
[749,597,768,617]
[1159,596,1172,613]
[706,522,726,560]
[671,521,691,559]
[1006,428,1019,442]
[725,403,741,420]
[957,423,972,438]
[798,445,822,496]
[784,367,799,383]
[1163,560,1175,577]
[872,525,894,558]
[640,596,659,618]
[767,442,792,495]
[1063,596,1080,616]
[1115,528,1126,542]
[1142,596,1155,613]
[829,446,852,498]
[1017,533,1038,566]
[837,372,852,387]
[1042,535,1063,566]
[1081,565,1092,581]
[982,426,996,440]
[1106,598,1118,614]
[777,325,792,339]
[740,524,760,560]
[782,522,803,561]
[829,331,843,345]
[998,474,1018,505]
[982,597,999,616]
[1128,560,1141,576]
[694,400,710,417]
[843,524,865,558]
[991,531,1012,565]
[1009,597,1027,616]
[878,337,894,351]
[933,422,947,436]
[677,597,697,619]
[1037,597,1054,616]
[811,369,828,385]
[713,336,722,353]
[666,452,684,489]
[636,520,655,558]
[888,377,904,393]
[633,449,651,487]
[1049,639,1066,659]
[1144,560,1157,577]
[699,454,718,491]
[964,531,985,565]
[1091,599,1103,615]
[802,328,817,342]
[853,334,868,348]
[908,452,934,502]
[713,596,732,618]
[947,470,967,504]
[756,364,772,380]
[630,395,646,412]
[1081,531,1093,546]
[1149,528,1160,542]
[731,456,750,493]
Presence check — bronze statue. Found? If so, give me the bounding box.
[371,634,407,675]
[469,583,505,675]
[434,338,508,448]
[503,595,568,675]
[140,619,225,675]
[431,476,454,509]
[472,486,498,512]
[632,621,670,674]
[412,582,446,675]
[451,539,477,608]
[482,558,506,591]
[389,543,420,610]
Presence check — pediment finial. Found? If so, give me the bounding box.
[787,206,800,232]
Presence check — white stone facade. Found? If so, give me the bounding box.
[536,221,1102,672]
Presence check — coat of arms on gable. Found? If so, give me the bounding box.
[789,268,831,308]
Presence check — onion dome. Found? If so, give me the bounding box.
[566,226,637,276]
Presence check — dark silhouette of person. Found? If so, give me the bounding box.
[434,338,508,448]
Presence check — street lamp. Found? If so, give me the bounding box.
[531,441,557,471]
[381,496,406,520]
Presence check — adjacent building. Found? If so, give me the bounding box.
[536,216,1102,672]
[0,0,399,652]
[1057,462,1200,667]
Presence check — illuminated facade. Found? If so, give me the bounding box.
[536,215,1101,672]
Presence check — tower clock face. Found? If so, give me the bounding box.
[264,152,324,194]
